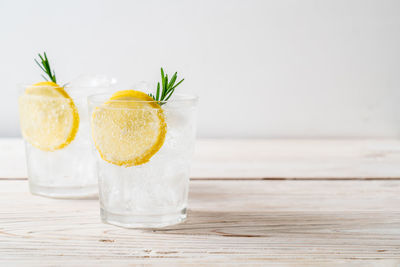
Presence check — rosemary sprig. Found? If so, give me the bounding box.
[149,68,184,106]
[34,52,57,83]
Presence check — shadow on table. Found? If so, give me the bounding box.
[149,209,399,238]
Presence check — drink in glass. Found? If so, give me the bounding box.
[18,52,114,198]
[89,86,197,228]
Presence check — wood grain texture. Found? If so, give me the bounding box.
[0,179,399,265]
[193,138,400,179]
[3,138,400,180]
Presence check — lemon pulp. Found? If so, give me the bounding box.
[91,90,167,167]
[18,81,80,151]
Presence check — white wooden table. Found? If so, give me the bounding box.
[1,138,400,266]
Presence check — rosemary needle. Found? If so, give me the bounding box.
[34,52,57,83]
[149,68,184,106]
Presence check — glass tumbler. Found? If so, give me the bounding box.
[18,83,112,198]
[88,93,198,228]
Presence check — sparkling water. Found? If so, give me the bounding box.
[23,76,114,198]
[90,96,198,228]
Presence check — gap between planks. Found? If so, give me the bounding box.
[2,177,400,181]
[192,177,400,181]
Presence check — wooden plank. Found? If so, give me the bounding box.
[3,138,400,179]
[0,179,399,265]
[192,138,400,179]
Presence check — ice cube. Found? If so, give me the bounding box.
[66,74,117,98]
[69,74,117,88]
[130,81,157,94]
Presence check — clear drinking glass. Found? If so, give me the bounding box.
[18,82,113,198]
[88,93,198,228]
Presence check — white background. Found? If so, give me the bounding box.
[1,0,400,138]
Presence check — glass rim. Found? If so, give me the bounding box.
[17,83,113,89]
[17,83,115,97]
[87,93,199,106]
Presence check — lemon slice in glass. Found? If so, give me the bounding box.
[18,81,80,151]
[91,90,167,167]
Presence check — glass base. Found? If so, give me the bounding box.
[29,183,98,199]
[100,207,187,228]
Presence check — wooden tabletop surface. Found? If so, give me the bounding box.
[1,138,400,266]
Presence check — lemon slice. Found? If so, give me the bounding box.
[91,90,167,167]
[18,81,80,151]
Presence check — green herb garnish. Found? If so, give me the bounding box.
[149,68,184,106]
[34,52,57,83]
